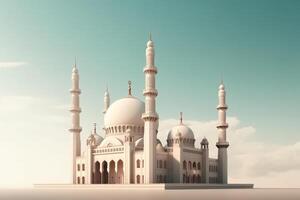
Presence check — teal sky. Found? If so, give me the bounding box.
[0,0,300,145]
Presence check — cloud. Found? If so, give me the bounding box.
[0,95,70,188]
[0,62,27,68]
[158,118,300,188]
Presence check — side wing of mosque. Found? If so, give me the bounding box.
[69,37,229,185]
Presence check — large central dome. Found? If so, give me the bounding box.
[104,96,145,128]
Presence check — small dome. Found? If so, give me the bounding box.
[93,134,103,146]
[135,138,162,149]
[147,40,154,47]
[219,84,225,90]
[72,66,78,73]
[156,142,165,152]
[100,136,123,147]
[104,96,145,128]
[87,133,103,146]
[167,124,194,140]
[201,137,209,145]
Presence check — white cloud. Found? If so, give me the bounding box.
[0,62,27,68]
[0,95,70,188]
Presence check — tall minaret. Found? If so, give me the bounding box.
[69,62,82,184]
[103,87,110,114]
[216,81,229,184]
[142,34,159,184]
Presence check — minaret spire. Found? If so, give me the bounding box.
[93,123,97,134]
[180,112,183,124]
[142,34,158,184]
[69,62,82,184]
[103,86,110,114]
[216,81,229,184]
[128,80,132,96]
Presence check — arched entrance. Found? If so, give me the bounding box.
[102,161,108,184]
[117,160,124,184]
[94,161,101,184]
[109,160,116,184]
[192,175,196,183]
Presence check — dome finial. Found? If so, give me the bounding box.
[128,80,132,95]
[74,56,77,69]
[221,73,223,84]
[180,112,183,124]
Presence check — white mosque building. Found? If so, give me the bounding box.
[69,37,229,185]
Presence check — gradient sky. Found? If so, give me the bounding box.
[0,0,299,187]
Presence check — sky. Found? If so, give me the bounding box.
[0,0,299,188]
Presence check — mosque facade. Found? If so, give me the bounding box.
[69,38,229,185]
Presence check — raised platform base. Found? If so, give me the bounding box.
[34,183,254,190]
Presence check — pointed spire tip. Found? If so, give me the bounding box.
[128,80,132,95]
[180,112,183,124]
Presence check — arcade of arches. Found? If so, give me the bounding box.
[93,160,124,184]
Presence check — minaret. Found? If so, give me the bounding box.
[201,137,209,183]
[216,82,229,184]
[142,34,159,184]
[69,62,82,184]
[103,86,110,114]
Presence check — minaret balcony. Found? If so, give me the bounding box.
[216,141,229,148]
[142,112,159,121]
[216,123,228,128]
[69,127,82,133]
[69,107,82,112]
[143,66,157,74]
[217,105,228,110]
[143,89,158,96]
[69,89,81,94]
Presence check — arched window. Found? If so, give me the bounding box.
[183,174,186,183]
[159,160,163,168]
[193,162,196,169]
[137,175,140,184]
[137,159,141,168]
[82,164,85,171]
[183,160,187,170]
[197,162,201,170]
[77,177,80,184]
[77,164,80,171]
[82,177,85,184]
[163,160,167,168]
[188,161,192,170]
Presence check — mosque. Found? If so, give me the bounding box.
[69,37,229,185]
